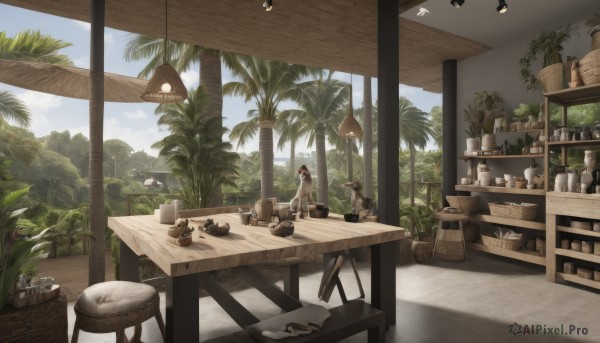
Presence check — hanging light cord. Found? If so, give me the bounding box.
[163,0,168,64]
[349,74,353,112]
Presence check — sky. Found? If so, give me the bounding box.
[0,4,442,158]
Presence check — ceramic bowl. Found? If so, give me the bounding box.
[344,213,360,223]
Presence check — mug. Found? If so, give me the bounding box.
[460,177,470,185]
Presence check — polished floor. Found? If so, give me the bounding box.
[65,252,600,342]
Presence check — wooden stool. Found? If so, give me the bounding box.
[432,212,468,261]
[72,281,165,343]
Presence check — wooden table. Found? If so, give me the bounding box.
[108,213,404,342]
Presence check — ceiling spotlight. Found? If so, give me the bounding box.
[497,0,508,14]
[417,7,430,17]
[263,0,273,11]
[450,0,465,8]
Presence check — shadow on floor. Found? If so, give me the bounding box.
[420,251,546,276]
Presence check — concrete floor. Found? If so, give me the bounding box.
[68,252,600,342]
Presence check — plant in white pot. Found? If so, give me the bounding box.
[519,25,578,92]
[464,91,507,152]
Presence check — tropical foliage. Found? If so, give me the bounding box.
[0,187,48,311]
[153,88,239,208]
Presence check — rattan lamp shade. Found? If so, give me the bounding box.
[338,79,363,138]
[140,63,188,103]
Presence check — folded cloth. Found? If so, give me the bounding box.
[246,304,331,340]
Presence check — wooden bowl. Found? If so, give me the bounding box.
[344,213,360,223]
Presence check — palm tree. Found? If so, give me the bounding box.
[152,87,239,208]
[224,56,317,201]
[0,30,72,65]
[280,72,347,205]
[276,111,305,179]
[399,97,434,206]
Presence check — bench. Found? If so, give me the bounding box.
[205,300,385,343]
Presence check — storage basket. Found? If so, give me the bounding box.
[0,293,67,342]
[446,195,480,214]
[580,50,600,86]
[538,63,564,92]
[593,31,600,51]
[434,228,465,262]
[396,237,413,265]
[488,202,537,221]
[411,240,433,263]
[481,233,523,251]
[577,268,593,280]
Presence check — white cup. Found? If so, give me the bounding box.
[460,177,470,185]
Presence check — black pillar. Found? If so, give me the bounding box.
[442,60,458,205]
[378,0,399,226]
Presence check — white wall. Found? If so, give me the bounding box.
[454,22,593,219]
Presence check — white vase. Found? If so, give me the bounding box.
[466,138,480,153]
[554,173,567,192]
[524,166,537,185]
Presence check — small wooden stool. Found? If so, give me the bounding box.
[432,212,469,261]
[72,281,166,343]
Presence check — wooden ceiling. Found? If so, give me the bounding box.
[0,0,489,93]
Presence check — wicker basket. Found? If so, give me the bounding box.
[446,195,480,214]
[488,202,537,221]
[0,293,68,342]
[481,233,523,251]
[411,240,433,263]
[434,228,465,262]
[538,63,564,92]
[577,268,593,280]
[396,238,413,265]
[580,50,600,86]
[593,31,600,51]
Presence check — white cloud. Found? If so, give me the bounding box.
[104,118,165,155]
[72,20,91,31]
[16,91,62,113]
[123,109,147,120]
[104,33,114,45]
[73,56,90,68]
[180,70,199,89]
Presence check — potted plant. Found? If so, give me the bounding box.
[519,25,577,92]
[0,187,48,311]
[513,103,542,130]
[464,91,507,152]
[400,204,437,263]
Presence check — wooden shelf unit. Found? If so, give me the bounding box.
[556,272,600,290]
[468,243,545,266]
[455,185,545,196]
[547,140,600,148]
[555,248,600,263]
[544,84,600,106]
[469,213,545,231]
[459,154,544,160]
[557,225,600,238]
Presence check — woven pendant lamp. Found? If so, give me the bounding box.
[141,0,187,103]
[338,74,363,138]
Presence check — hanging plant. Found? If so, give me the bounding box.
[519,25,578,92]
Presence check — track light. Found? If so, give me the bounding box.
[263,0,273,11]
[497,0,508,14]
[450,0,465,8]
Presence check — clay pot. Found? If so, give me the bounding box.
[269,221,294,237]
[255,200,273,221]
[178,234,192,247]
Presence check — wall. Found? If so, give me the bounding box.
[455,22,593,220]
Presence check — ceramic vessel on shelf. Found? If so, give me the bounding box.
[555,173,568,192]
[584,150,597,172]
[581,172,593,193]
[466,137,480,153]
[524,159,538,186]
[477,160,489,173]
[567,169,579,192]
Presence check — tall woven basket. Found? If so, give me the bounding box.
[592,30,600,51]
[580,50,600,86]
[538,63,564,92]
[435,228,466,262]
[0,293,68,342]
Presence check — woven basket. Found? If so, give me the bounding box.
[592,31,600,51]
[488,202,537,221]
[396,238,414,265]
[580,50,600,86]
[0,293,68,342]
[577,268,593,280]
[411,240,433,263]
[481,234,522,251]
[435,229,465,262]
[538,63,564,92]
[446,195,480,214]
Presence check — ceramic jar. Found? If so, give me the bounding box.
[567,169,579,192]
[584,150,597,172]
[524,160,538,186]
[555,173,568,192]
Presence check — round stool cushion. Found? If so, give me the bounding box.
[75,281,159,333]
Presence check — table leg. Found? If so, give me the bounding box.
[283,264,299,300]
[371,241,396,328]
[119,241,139,282]
[166,274,199,343]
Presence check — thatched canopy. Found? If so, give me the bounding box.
[0,59,147,102]
[0,0,489,93]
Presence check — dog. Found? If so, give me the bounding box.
[290,165,313,215]
[343,181,374,214]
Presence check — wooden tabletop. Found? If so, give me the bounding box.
[108,214,405,277]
